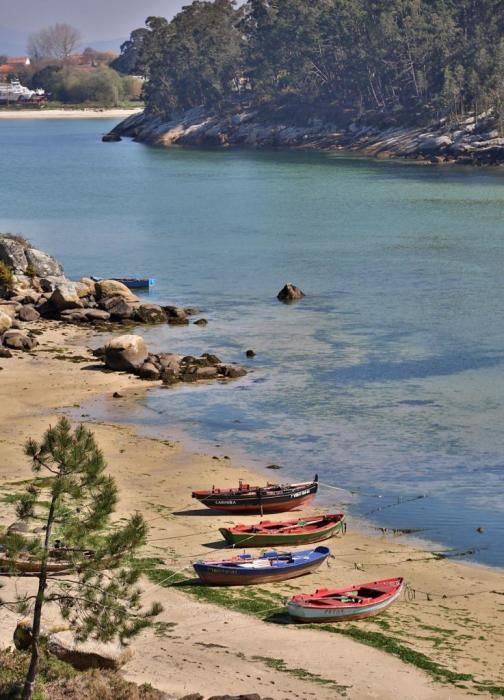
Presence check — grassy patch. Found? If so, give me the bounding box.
[252,655,350,695]
[134,558,498,693]
[311,625,474,684]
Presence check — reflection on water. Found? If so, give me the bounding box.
[1,118,503,566]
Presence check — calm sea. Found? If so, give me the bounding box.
[1,118,503,566]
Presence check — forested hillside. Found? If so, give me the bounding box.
[115,0,504,128]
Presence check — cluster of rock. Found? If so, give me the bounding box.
[109,106,504,166]
[95,334,247,385]
[0,235,203,356]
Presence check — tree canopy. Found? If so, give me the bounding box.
[27,23,81,61]
[125,0,504,123]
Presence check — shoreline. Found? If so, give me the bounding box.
[109,108,504,166]
[0,322,503,698]
[0,107,142,119]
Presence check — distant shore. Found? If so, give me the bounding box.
[0,107,142,119]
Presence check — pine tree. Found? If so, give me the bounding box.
[0,418,161,700]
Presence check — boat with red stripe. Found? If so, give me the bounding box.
[287,577,404,622]
[191,474,318,514]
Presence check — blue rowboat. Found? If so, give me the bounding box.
[192,546,330,586]
[91,277,156,289]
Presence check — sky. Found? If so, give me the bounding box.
[1,0,186,54]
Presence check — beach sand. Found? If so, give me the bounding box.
[0,322,502,699]
[0,108,141,119]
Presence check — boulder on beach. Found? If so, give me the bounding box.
[47,630,133,670]
[104,334,148,372]
[17,304,40,322]
[50,283,83,311]
[0,310,13,334]
[0,237,28,273]
[2,329,37,351]
[277,282,305,302]
[25,247,63,278]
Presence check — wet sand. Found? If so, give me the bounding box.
[0,322,502,699]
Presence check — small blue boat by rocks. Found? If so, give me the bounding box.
[91,277,156,289]
[193,546,330,586]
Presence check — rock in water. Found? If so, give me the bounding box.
[277,283,305,302]
[104,334,148,372]
[136,303,167,324]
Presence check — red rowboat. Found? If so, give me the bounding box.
[192,475,318,514]
[219,513,345,547]
[287,577,404,622]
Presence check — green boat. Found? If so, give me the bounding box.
[219,513,345,547]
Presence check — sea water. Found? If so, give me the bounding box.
[1,118,503,566]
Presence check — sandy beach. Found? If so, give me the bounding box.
[0,321,503,699]
[0,108,141,119]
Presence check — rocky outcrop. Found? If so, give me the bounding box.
[103,334,148,372]
[109,106,504,166]
[95,336,247,386]
[0,237,245,383]
[277,283,305,302]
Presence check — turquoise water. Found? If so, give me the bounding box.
[1,118,503,566]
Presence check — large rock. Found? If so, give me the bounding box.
[96,279,139,302]
[0,310,13,334]
[104,334,148,372]
[277,283,305,302]
[39,276,68,293]
[50,283,83,310]
[100,295,139,319]
[2,329,37,351]
[25,247,63,278]
[138,361,161,380]
[47,630,133,670]
[17,305,40,322]
[0,301,21,319]
[418,134,453,152]
[136,303,167,324]
[0,237,27,273]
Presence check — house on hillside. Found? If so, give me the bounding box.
[0,56,31,79]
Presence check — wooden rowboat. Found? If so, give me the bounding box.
[287,577,404,622]
[219,513,345,547]
[193,546,330,586]
[192,475,318,514]
[0,552,73,574]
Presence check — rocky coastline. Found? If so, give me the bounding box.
[107,107,504,166]
[0,234,247,386]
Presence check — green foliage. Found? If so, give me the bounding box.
[0,261,14,292]
[30,64,138,107]
[135,0,504,123]
[1,418,162,699]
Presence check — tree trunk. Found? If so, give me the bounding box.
[21,494,58,700]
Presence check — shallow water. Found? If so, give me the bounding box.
[1,118,503,566]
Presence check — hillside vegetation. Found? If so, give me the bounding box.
[118,0,504,128]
